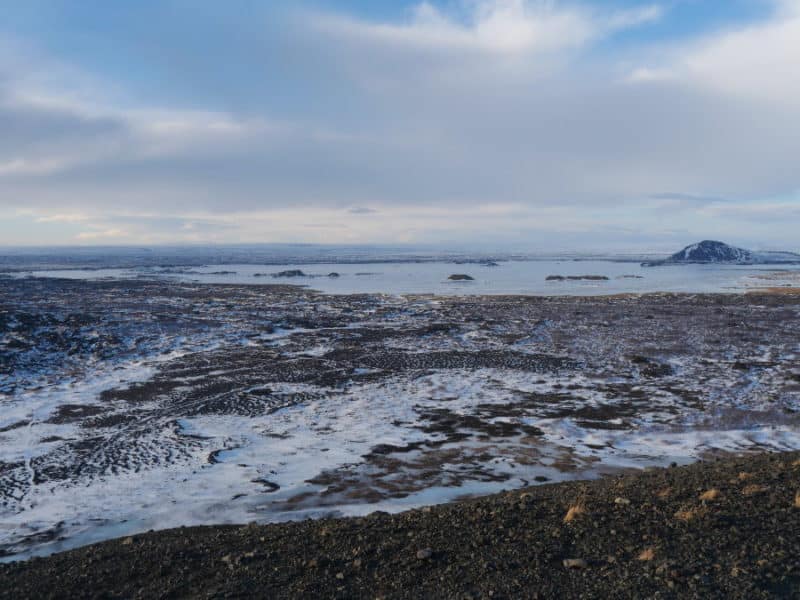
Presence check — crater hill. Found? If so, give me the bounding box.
[643,240,800,266]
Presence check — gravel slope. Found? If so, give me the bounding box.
[2,451,799,599]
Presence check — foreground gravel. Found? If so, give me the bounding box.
[2,451,799,599]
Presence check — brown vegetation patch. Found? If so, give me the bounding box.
[746,287,800,296]
[742,484,769,496]
[637,548,656,561]
[675,506,708,522]
[563,503,586,524]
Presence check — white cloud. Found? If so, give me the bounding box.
[699,197,800,219]
[686,19,800,104]
[629,3,800,107]
[33,213,91,224]
[0,157,72,176]
[626,67,674,83]
[75,228,128,240]
[314,0,663,55]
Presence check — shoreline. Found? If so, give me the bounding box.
[5,273,800,299]
[1,450,798,598]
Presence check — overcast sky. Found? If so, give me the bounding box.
[1,0,798,250]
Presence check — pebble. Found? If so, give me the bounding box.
[614,497,631,506]
[563,558,589,569]
[417,548,434,560]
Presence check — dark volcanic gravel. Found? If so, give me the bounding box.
[2,451,799,599]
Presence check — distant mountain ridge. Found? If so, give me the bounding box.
[643,240,800,266]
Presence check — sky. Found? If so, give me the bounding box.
[0,0,798,251]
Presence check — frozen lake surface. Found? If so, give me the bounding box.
[10,260,800,295]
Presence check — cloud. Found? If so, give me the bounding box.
[650,193,726,204]
[75,228,127,240]
[628,2,800,106]
[21,210,242,244]
[698,197,800,220]
[313,1,662,55]
[0,1,798,248]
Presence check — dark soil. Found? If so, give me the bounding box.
[2,451,799,599]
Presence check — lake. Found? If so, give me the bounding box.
[11,259,800,296]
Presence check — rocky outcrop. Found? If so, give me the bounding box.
[546,275,609,281]
[272,270,307,278]
[643,240,800,266]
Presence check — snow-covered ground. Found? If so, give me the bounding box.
[1,277,799,560]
